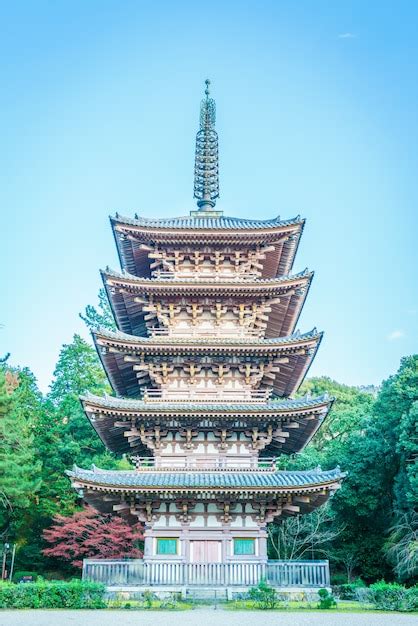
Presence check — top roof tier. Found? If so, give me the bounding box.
[111,213,305,279]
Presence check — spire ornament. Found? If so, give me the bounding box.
[193,79,220,214]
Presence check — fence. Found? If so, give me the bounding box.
[83,559,330,588]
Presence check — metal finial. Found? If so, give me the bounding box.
[193,80,219,211]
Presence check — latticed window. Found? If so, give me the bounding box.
[156,538,178,555]
[233,538,255,555]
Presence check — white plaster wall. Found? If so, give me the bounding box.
[244,517,259,528]
[189,515,205,528]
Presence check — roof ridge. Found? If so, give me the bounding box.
[94,327,322,344]
[101,267,313,284]
[80,392,332,411]
[110,213,304,230]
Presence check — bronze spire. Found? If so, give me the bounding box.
[193,79,220,212]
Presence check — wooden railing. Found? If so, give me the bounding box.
[143,388,271,402]
[150,327,262,338]
[82,559,330,588]
[131,457,280,471]
[153,271,261,281]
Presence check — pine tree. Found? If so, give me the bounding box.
[0,367,42,540]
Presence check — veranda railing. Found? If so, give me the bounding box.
[131,456,282,471]
[82,559,330,588]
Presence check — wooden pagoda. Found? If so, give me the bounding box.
[68,81,344,570]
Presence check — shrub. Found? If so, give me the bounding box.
[331,572,349,586]
[0,580,106,609]
[317,588,337,609]
[11,570,38,583]
[159,593,179,609]
[404,586,418,612]
[369,581,418,612]
[248,579,278,609]
[332,578,366,600]
[369,581,406,611]
[141,589,157,608]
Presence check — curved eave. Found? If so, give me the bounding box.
[93,327,321,352]
[81,391,332,414]
[110,212,305,233]
[67,467,345,494]
[102,268,314,337]
[93,329,322,399]
[80,393,332,456]
[110,214,305,278]
[103,267,313,292]
[68,467,345,518]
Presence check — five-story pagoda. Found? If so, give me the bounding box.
[69,81,344,566]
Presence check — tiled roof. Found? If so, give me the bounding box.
[102,267,312,286]
[94,327,321,346]
[67,466,344,489]
[81,392,331,413]
[111,214,304,230]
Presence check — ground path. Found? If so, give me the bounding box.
[1,608,417,626]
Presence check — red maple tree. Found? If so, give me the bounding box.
[43,506,143,569]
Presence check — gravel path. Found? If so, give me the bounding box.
[1,609,417,626]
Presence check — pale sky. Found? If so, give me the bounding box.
[2,1,418,393]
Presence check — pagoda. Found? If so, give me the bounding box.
[68,81,344,568]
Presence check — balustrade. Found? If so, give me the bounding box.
[150,327,261,338]
[143,388,271,402]
[82,559,330,588]
[131,456,279,471]
[153,271,261,281]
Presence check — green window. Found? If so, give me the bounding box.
[233,538,255,555]
[156,538,178,555]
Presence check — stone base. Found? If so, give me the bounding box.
[105,585,329,602]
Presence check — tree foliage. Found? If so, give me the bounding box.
[3,289,417,582]
[0,367,42,541]
[269,363,418,583]
[79,288,116,332]
[43,506,143,569]
[268,505,343,560]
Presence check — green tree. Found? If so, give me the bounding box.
[79,288,116,332]
[36,335,116,518]
[0,367,42,541]
[299,377,374,454]
[48,334,109,405]
[18,334,126,573]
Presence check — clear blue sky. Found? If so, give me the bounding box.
[2,1,418,393]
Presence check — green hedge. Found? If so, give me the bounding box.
[0,580,106,609]
[332,579,366,600]
[11,571,38,583]
[369,581,418,612]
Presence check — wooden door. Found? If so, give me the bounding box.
[190,540,221,562]
[206,541,221,562]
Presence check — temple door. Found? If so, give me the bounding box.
[190,540,221,562]
[206,541,221,562]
